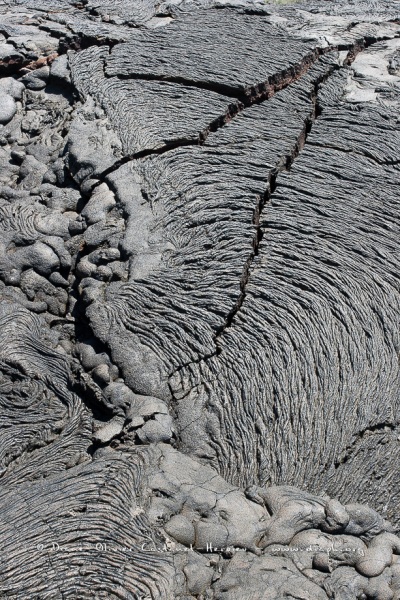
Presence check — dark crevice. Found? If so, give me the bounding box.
[160,63,342,396]
[57,32,122,54]
[207,36,399,351]
[91,100,242,184]
[91,48,329,186]
[64,205,128,430]
[0,71,116,465]
[109,48,324,103]
[94,138,199,182]
[103,31,398,99]
[210,62,339,350]
[334,422,398,469]
[341,33,400,65]
[86,33,397,191]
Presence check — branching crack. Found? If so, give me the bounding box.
[210,62,339,351]
[200,32,396,354]
[166,33,397,403]
[57,31,398,198]
[93,47,329,185]
[34,26,397,432]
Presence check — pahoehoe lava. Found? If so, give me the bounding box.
[0,0,400,598]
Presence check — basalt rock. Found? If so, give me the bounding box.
[0,0,399,598]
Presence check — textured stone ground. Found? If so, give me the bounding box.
[0,0,399,598]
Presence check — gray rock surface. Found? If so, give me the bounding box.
[0,91,16,123]
[0,0,399,597]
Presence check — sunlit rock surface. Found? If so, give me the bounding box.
[0,0,399,597]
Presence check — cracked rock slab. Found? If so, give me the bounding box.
[0,1,400,598]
